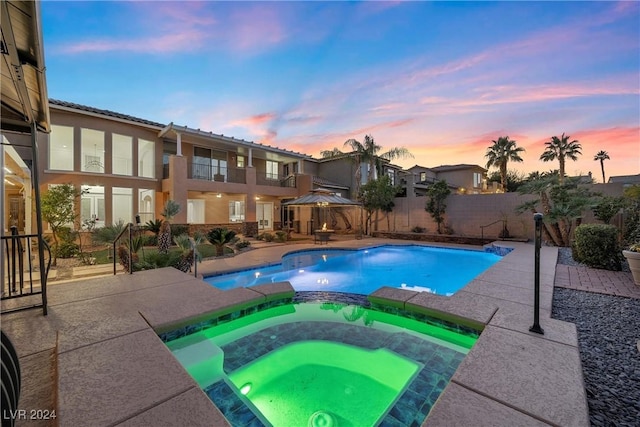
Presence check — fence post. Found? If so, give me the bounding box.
[529,213,545,335]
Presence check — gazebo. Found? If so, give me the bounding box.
[282,188,361,241]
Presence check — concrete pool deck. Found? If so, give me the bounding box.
[1,238,589,426]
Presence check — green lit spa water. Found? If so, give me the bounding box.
[166,303,478,426]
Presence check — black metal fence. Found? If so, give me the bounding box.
[1,227,50,315]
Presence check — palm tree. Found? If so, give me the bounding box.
[158,200,180,254]
[540,133,582,184]
[206,227,237,257]
[484,136,525,192]
[593,150,610,183]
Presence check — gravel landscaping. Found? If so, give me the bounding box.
[552,248,640,427]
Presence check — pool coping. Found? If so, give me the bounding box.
[0,239,589,426]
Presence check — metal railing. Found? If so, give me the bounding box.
[479,219,507,245]
[112,223,134,275]
[1,227,51,315]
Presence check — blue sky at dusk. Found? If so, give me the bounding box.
[42,1,639,181]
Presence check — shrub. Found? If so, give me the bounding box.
[55,241,79,258]
[572,224,622,271]
[235,239,251,250]
[275,231,288,242]
[411,226,426,233]
[170,224,189,239]
[263,232,275,242]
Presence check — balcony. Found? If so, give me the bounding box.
[187,164,246,184]
[256,173,295,187]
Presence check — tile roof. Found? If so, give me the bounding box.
[49,99,165,128]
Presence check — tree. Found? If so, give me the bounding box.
[343,134,413,198]
[359,175,397,234]
[592,196,624,224]
[539,133,582,184]
[593,150,610,183]
[158,200,180,254]
[41,183,79,266]
[425,180,451,234]
[487,169,526,193]
[485,136,525,191]
[320,147,344,158]
[206,228,237,257]
[517,175,595,246]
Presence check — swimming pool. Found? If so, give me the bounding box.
[205,244,502,296]
[166,301,478,426]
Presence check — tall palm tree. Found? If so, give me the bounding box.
[593,150,610,183]
[344,135,413,192]
[158,200,180,254]
[484,136,525,192]
[539,133,582,184]
[320,147,344,158]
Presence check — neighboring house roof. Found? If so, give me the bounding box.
[430,164,487,172]
[49,99,165,129]
[312,176,349,190]
[608,174,640,184]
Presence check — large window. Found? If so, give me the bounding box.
[193,147,227,181]
[49,125,74,171]
[138,139,155,178]
[81,128,105,173]
[112,187,133,224]
[187,199,205,224]
[386,169,395,185]
[266,161,279,180]
[81,185,105,228]
[229,201,245,222]
[138,189,155,224]
[112,134,133,175]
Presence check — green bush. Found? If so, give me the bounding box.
[170,224,189,238]
[235,240,251,250]
[275,231,288,242]
[411,226,426,233]
[56,241,79,258]
[572,224,622,271]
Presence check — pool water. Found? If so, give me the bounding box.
[204,245,501,296]
[166,302,478,426]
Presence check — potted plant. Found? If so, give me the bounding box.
[622,243,640,285]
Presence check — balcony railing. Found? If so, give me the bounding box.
[257,173,284,187]
[188,164,247,184]
[162,163,169,179]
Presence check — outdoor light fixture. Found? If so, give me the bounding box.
[216,193,222,198]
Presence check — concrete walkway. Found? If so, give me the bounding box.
[1,238,590,426]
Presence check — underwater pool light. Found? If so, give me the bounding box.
[240,383,252,395]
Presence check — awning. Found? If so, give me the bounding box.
[282,188,361,207]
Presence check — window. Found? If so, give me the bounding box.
[80,185,105,228]
[138,189,155,224]
[112,134,133,175]
[419,172,426,182]
[386,169,395,185]
[266,161,279,180]
[229,201,245,222]
[112,187,133,224]
[474,172,483,188]
[138,139,155,178]
[49,125,74,170]
[237,155,245,168]
[187,199,205,224]
[81,129,105,173]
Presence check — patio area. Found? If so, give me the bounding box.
[1,238,590,426]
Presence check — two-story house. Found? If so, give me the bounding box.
[40,100,315,236]
[404,164,491,196]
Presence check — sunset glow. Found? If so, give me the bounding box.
[42,1,639,182]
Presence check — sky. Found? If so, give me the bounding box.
[41,1,639,182]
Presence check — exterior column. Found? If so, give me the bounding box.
[248,148,253,167]
[169,155,188,223]
[297,159,303,174]
[176,131,182,156]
